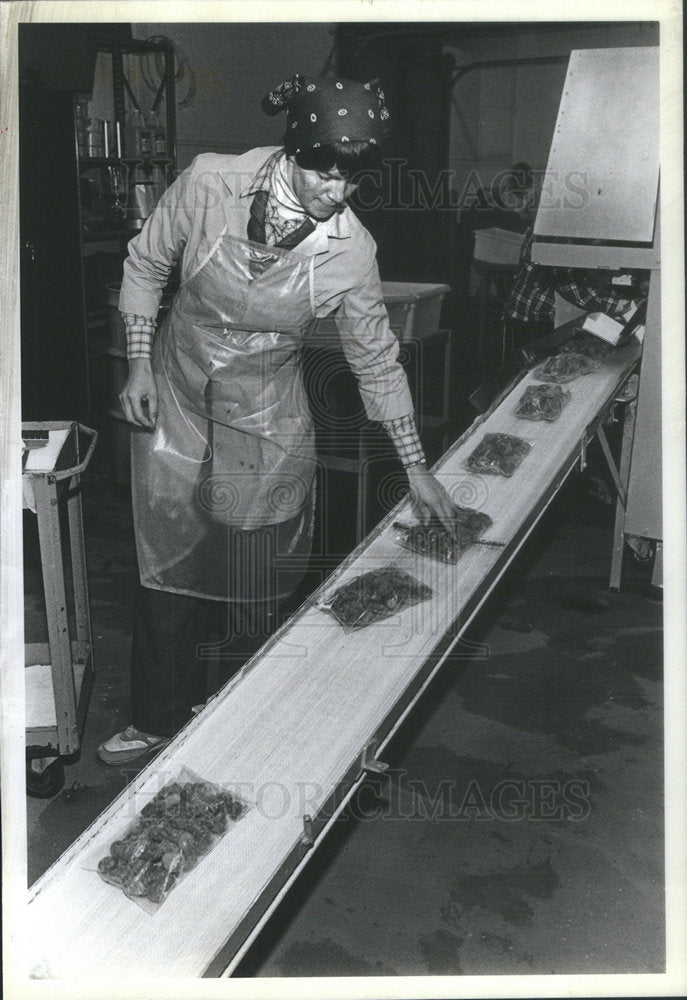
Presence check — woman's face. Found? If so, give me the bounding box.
[288,158,359,220]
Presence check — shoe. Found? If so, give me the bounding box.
[97,725,170,765]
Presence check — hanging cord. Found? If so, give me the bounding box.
[141,35,197,109]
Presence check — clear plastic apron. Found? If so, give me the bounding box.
[131,233,317,601]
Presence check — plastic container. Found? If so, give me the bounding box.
[312,282,449,343]
[380,282,450,341]
[473,227,525,265]
[146,110,167,156]
[124,110,152,158]
[127,174,160,231]
[86,119,106,158]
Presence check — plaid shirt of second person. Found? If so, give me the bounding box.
[504,228,622,323]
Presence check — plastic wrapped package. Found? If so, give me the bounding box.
[318,566,433,630]
[515,383,571,422]
[560,330,615,362]
[93,769,249,913]
[532,352,599,383]
[393,506,493,564]
[465,433,532,477]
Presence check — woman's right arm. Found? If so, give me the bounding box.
[118,163,197,317]
[117,163,197,426]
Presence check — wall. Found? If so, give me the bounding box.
[447,21,660,211]
[132,22,336,169]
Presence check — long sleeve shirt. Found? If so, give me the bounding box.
[119,148,426,467]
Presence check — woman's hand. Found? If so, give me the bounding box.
[119,358,158,428]
[405,464,458,534]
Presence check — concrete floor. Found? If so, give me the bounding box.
[23,451,664,978]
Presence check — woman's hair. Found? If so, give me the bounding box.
[294,140,383,179]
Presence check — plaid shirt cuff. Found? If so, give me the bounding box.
[382,414,426,468]
[122,313,156,360]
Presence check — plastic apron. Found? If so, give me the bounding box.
[131,232,317,602]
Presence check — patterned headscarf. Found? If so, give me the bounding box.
[262,74,391,155]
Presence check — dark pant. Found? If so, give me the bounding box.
[130,584,278,737]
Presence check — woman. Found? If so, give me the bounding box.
[99,74,458,764]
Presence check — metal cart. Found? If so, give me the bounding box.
[23,421,97,797]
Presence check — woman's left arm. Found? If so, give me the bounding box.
[332,230,458,533]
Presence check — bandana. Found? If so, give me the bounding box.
[262,74,391,154]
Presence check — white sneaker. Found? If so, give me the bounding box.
[97,725,170,765]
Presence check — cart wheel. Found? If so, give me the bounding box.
[26,759,65,799]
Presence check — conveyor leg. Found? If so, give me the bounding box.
[361,743,390,775]
[300,814,315,847]
[651,541,663,591]
[597,425,627,507]
[608,400,637,592]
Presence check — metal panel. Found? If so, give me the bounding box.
[534,47,659,243]
[532,238,660,271]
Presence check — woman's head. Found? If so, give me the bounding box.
[287,141,384,221]
[263,75,389,220]
[262,74,390,159]
[287,158,359,221]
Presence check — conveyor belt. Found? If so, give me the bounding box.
[27,341,640,980]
